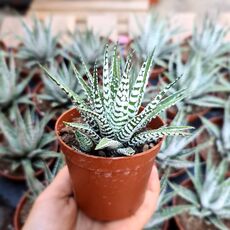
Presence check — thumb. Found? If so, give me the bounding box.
[41,166,73,198]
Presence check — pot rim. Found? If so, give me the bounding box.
[13,192,28,230]
[55,107,164,161]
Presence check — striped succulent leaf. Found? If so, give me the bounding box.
[128,52,154,120]
[110,51,133,131]
[128,126,193,147]
[70,61,93,103]
[64,122,100,144]
[40,64,87,109]
[41,45,190,156]
[75,130,94,152]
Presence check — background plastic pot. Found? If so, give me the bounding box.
[55,107,164,221]
[14,193,28,230]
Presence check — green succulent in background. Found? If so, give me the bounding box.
[189,15,230,63]
[17,16,61,67]
[164,50,230,113]
[157,110,212,173]
[201,98,230,162]
[0,107,59,176]
[68,28,109,66]
[170,153,230,230]
[25,155,64,201]
[131,12,180,68]
[41,45,193,157]
[145,171,191,230]
[38,62,83,111]
[0,54,32,119]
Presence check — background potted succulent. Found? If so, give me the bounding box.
[156,110,211,178]
[144,171,190,230]
[33,61,83,125]
[131,12,180,80]
[188,15,230,65]
[0,54,32,120]
[199,98,230,164]
[67,28,110,68]
[0,107,59,180]
[172,153,230,230]
[162,50,230,122]
[14,156,64,230]
[16,16,63,83]
[41,44,193,221]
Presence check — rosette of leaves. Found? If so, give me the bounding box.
[157,110,212,173]
[41,45,193,157]
[17,16,61,67]
[144,171,191,230]
[0,54,32,119]
[170,154,230,230]
[189,15,230,63]
[164,50,230,114]
[131,12,180,68]
[0,107,59,177]
[200,98,230,162]
[68,28,109,66]
[38,62,83,111]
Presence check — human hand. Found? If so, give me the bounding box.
[23,165,160,230]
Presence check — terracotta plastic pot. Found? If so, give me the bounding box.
[56,107,164,221]
[14,193,28,230]
[149,67,165,81]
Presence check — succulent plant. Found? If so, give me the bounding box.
[17,17,61,67]
[164,50,230,113]
[38,62,83,110]
[0,54,32,119]
[131,12,180,68]
[25,155,64,201]
[157,110,211,172]
[170,153,230,230]
[189,15,230,63]
[68,28,109,66]
[41,45,193,157]
[145,171,191,230]
[0,107,59,176]
[201,98,230,161]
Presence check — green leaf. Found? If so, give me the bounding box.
[95,137,123,150]
[169,182,199,206]
[128,126,192,147]
[75,130,94,152]
[64,122,100,144]
[208,216,229,230]
[128,52,154,120]
[71,61,93,102]
[40,64,87,109]
[145,205,191,228]
[110,51,133,132]
[117,88,186,143]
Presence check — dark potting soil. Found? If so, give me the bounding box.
[176,196,230,230]
[59,125,158,157]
